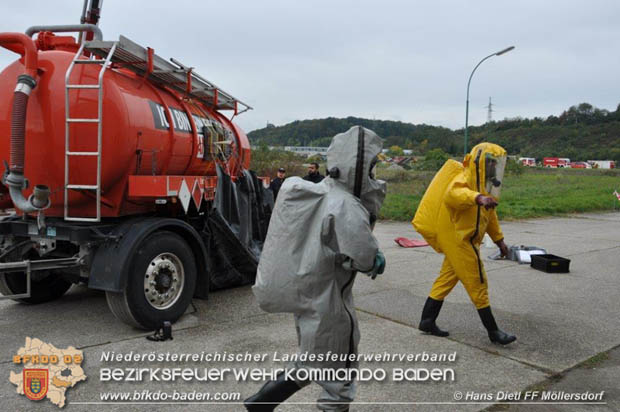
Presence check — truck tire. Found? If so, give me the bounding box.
[0,270,73,304]
[105,230,196,330]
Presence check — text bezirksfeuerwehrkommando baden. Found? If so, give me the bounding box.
[100,367,455,383]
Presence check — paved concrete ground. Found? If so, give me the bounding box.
[0,212,619,411]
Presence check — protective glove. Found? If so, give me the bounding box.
[476,194,498,210]
[495,239,509,258]
[365,251,386,280]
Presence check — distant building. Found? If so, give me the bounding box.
[283,146,329,157]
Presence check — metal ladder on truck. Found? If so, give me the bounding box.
[64,41,117,222]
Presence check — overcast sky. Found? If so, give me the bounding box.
[2,1,619,134]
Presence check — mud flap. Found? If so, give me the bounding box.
[202,166,272,290]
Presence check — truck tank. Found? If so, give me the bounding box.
[0,33,251,218]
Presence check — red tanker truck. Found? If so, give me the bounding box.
[0,2,272,329]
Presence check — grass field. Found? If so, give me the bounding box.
[252,150,620,221]
[377,168,620,221]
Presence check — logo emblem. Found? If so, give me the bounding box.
[23,369,48,401]
[11,338,87,408]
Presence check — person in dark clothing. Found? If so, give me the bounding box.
[269,167,286,201]
[303,162,324,183]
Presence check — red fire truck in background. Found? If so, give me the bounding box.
[519,157,536,167]
[543,157,571,168]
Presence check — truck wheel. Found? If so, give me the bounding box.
[0,270,72,304]
[106,231,196,330]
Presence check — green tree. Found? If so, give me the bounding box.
[419,148,450,170]
[258,141,269,152]
[419,139,429,153]
[387,145,405,156]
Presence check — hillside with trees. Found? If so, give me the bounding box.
[248,117,460,154]
[247,103,620,163]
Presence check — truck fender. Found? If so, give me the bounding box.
[88,218,210,298]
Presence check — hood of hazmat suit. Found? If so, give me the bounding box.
[253,126,386,368]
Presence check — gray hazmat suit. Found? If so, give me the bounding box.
[253,126,387,411]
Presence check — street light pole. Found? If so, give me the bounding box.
[464,46,515,155]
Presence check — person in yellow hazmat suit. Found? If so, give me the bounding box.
[412,142,515,345]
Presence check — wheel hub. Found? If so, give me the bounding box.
[143,253,185,310]
[155,271,172,290]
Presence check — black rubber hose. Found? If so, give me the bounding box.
[9,74,36,174]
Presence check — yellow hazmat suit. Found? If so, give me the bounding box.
[413,142,506,309]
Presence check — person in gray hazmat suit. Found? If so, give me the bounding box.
[245,126,387,412]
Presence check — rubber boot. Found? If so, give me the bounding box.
[477,306,516,345]
[244,372,302,411]
[419,297,449,337]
